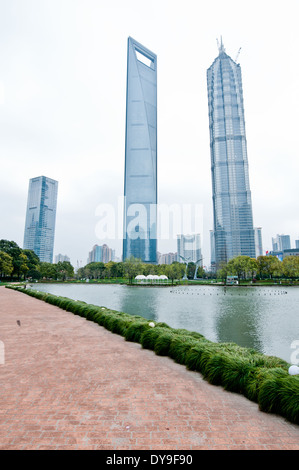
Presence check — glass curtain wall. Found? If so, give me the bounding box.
[207,41,255,267]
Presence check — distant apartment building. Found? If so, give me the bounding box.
[272,234,291,252]
[88,244,115,264]
[177,234,202,265]
[295,240,299,249]
[55,254,70,263]
[23,176,58,263]
[254,227,263,257]
[158,252,177,265]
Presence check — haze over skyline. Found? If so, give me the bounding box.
[0,0,298,268]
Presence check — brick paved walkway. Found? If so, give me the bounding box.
[0,286,298,450]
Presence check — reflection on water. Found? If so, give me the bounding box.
[31,283,299,363]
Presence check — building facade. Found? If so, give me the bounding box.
[88,244,115,264]
[272,234,291,252]
[254,227,263,257]
[207,39,255,268]
[23,176,58,263]
[177,234,202,265]
[123,37,157,263]
[158,252,178,265]
[55,254,70,263]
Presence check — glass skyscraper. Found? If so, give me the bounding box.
[177,234,202,265]
[23,176,58,263]
[207,40,255,267]
[123,37,157,263]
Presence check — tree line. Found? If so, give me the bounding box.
[217,254,299,283]
[1,239,298,283]
[0,239,204,283]
[0,240,74,281]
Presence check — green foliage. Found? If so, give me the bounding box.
[257,255,282,279]
[258,373,299,423]
[164,262,185,284]
[124,321,150,343]
[122,256,143,284]
[6,285,299,425]
[226,255,258,281]
[281,256,299,278]
[0,251,14,277]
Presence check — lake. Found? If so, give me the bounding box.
[31,283,299,363]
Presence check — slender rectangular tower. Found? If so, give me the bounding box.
[23,176,58,263]
[207,40,255,268]
[123,37,157,263]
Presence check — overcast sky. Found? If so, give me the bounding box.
[0,0,298,268]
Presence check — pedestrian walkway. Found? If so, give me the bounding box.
[0,286,298,450]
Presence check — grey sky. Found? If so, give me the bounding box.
[0,0,298,268]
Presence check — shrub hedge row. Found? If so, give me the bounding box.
[7,285,299,425]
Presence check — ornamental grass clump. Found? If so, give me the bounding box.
[153,330,177,356]
[258,374,299,424]
[169,336,204,365]
[101,311,135,336]
[124,320,150,343]
[69,301,89,317]
[219,356,257,393]
[140,326,166,350]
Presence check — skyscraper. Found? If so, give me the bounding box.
[23,176,58,263]
[123,37,157,263]
[254,227,263,257]
[207,39,255,268]
[177,234,202,265]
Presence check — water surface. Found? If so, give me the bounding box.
[31,283,299,363]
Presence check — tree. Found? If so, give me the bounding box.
[187,262,196,279]
[56,261,74,280]
[217,261,229,283]
[256,255,282,279]
[113,262,125,278]
[282,256,299,279]
[123,257,143,284]
[0,239,22,278]
[165,262,185,285]
[227,256,258,283]
[22,249,40,279]
[88,262,105,279]
[39,262,57,280]
[104,261,116,279]
[0,251,14,278]
[18,253,29,279]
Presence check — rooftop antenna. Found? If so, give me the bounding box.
[235,47,242,63]
[217,36,225,54]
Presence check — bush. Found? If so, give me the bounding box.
[258,374,299,424]
[170,336,202,365]
[124,321,149,343]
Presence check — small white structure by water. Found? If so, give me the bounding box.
[135,274,169,284]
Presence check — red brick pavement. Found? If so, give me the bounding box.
[0,286,298,450]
